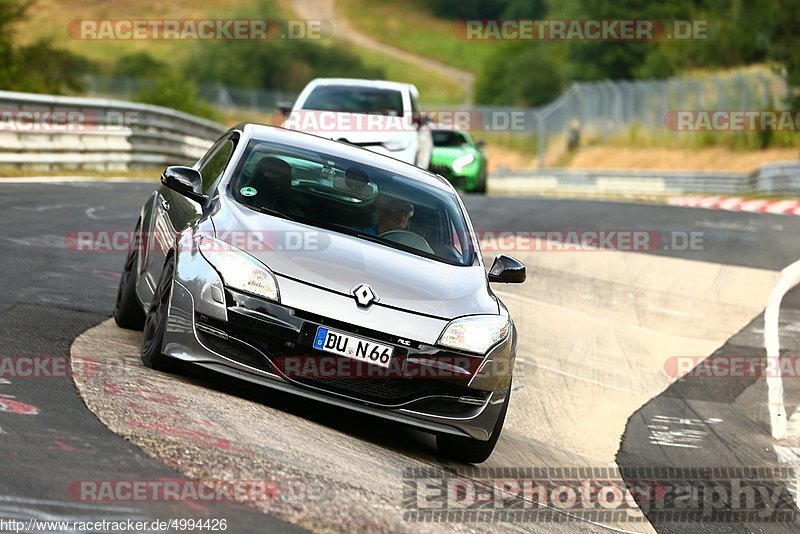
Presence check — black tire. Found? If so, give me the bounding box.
[140,257,174,370]
[113,227,146,330]
[475,170,488,194]
[436,384,511,463]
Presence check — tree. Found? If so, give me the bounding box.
[0,0,95,94]
[475,43,563,106]
[134,73,220,121]
[0,0,31,89]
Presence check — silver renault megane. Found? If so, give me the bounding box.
[114,123,525,463]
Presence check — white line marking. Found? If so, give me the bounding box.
[85,206,105,220]
[0,495,139,513]
[0,177,152,184]
[13,203,84,212]
[765,258,800,439]
[527,360,644,395]
[647,305,690,318]
[695,220,758,232]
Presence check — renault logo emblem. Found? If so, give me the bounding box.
[352,284,377,307]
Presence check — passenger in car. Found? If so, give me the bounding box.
[248,156,299,214]
[363,196,414,236]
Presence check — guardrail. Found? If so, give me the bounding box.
[756,162,800,195]
[2,89,797,199]
[490,161,800,197]
[0,90,225,171]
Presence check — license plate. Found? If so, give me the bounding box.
[313,326,394,368]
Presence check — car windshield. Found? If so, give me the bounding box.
[228,139,475,266]
[302,85,404,116]
[432,130,469,147]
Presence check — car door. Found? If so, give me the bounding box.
[140,133,237,304]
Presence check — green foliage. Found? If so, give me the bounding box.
[764,0,800,108]
[11,39,96,93]
[0,0,29,88]
[112,52,167,79]
[133,73,220,122]
[182,1,383,93]
[183,38,383,94]
[421,0,546,19]
[470,0,800,110]
[0,0,95,94]
[475,43,563,106]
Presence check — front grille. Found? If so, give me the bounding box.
[196,329,273,373]
[293,374,478,407]
[429,164,453,179]
[196,297,484,408]
[409,395,490,417]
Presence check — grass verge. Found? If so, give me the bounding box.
[337,0,491,73]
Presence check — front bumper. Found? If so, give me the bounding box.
[428,162,480,190]
[162,246,514,441]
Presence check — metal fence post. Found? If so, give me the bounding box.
[535,110,545,168]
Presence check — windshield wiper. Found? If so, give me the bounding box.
[306,220,387,246]
[247,205,297,222]
[354,232,385,244]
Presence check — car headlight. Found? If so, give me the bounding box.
[198,236,279,302]
[452,153,475,173]
[438,315,510,354]
[382,137,411,151]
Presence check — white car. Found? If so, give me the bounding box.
[281,78,432,169]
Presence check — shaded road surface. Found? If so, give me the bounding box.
[3,181,800,531]
[0,180,299,532]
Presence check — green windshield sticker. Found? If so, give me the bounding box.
[240,186,257,197]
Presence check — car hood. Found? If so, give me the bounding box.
[282,111,416,145]
[431,146,479,164]
[211,199,498,320]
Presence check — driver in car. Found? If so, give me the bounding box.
[364,197,414,236]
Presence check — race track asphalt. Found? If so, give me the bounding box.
[2,179,800,532]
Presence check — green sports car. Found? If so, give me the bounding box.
[428,129,488,193]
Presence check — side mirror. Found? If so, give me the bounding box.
[161,166,206,203]
[475,139,486,148]
[276,101,293,116]
[412,113,431,128]
[488,254,526,283]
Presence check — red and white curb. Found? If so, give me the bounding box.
[667,196,800,216]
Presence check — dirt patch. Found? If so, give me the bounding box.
[566,146,799,172]
[484,145,536,173]
[486,145,799,173]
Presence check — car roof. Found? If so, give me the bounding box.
[431,124,469,133]
[239,123,453,192]
[303,78,415,93]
